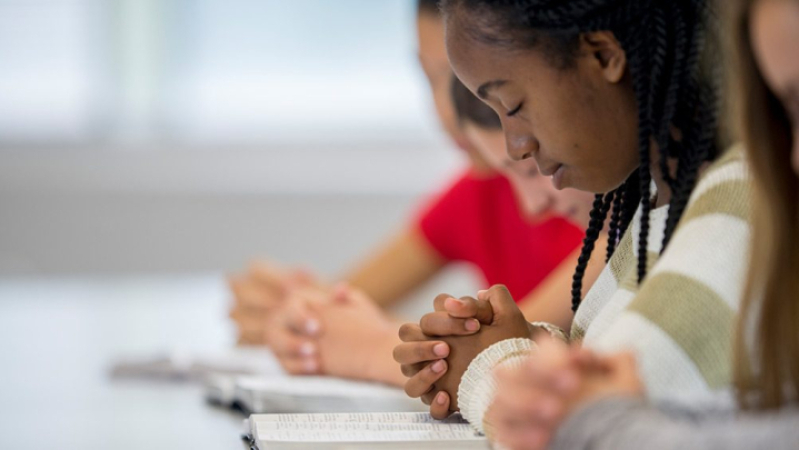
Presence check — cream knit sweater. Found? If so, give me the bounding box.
[457,149,752,433]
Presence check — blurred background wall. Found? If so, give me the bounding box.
[0,0,466,277]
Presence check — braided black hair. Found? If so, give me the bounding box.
[441,0,720,311]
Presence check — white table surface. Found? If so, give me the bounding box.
[0,275,250,450]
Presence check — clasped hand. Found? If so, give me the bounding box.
[487,338,644,450]
[393,285,534,418]
[228,261,399,380]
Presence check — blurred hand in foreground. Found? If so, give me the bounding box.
[487,338,643,450]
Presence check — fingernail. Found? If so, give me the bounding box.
[304,359,318,373]
[305,319,320,335]
[436,392,447,405]
[431,360,445,373]
[300,342,317,356]
[433,343,449,357]
[465,319,480,332]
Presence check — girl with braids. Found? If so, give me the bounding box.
[451,75,602,331]
[394,0,753,428]
[485,0,799,448]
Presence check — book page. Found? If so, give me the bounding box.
[238,377,427,414]
[238,375,408,397]
[251,412,484,443]
[251,412,464,424]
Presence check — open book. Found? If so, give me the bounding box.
[207,374,426,414]
[244,412,488,449]
[109,346,281,381]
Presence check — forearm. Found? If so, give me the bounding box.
[551,397,799,450]
[342,228,445,308]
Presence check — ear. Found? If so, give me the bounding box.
[581,31,627,83]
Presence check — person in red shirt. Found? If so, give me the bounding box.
[416,172,584,304]
[227,0,601,385]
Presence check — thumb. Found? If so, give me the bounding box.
[477,285,518,320]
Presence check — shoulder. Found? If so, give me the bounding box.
[683,145,752,220]
[680,145,752,226]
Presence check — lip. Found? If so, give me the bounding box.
[539,163,562,177]
[551,165,566,190]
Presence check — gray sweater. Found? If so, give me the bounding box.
[551,397,799,450]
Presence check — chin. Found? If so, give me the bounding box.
[579,177,629,196]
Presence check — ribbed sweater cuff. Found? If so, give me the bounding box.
[457,338,536,434]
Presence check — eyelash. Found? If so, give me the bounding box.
[506,103,523,117]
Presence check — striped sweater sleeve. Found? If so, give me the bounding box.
[585,150,751,402]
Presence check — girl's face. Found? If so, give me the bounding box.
[417,12,472,151]
[464,123,595,227]
[751,0,799,175]
[445,13,641,194]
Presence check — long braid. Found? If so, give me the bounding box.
[663,88,719,246]
[444,0,720,308]
[621,18,656,283]
[656,4,688,192]
[606,185,625,261]
[619,169,642,241]
[571,192,613,312]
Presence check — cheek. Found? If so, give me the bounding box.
[538,84,635,164]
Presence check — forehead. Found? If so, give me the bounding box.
[444,14,552,94]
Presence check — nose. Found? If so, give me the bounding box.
[503,121,538,162]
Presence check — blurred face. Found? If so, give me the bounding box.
[446,13,641,193]
[464,123,594,227]
[751,0,799,174]
[417,11,472,151]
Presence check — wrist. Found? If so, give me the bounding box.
[458,338,536,433]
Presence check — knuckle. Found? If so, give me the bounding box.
[398,323,416,341]
[433,293,452,310]
[400,364,416,377]
[420,313,449,335]
[491,284,510,296]
[414,342,433,361]
[392,346,402,363]
[403,382,419,398]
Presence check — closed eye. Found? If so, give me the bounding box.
[506,103,523,117]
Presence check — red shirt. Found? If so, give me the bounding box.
[416,170,585,301]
